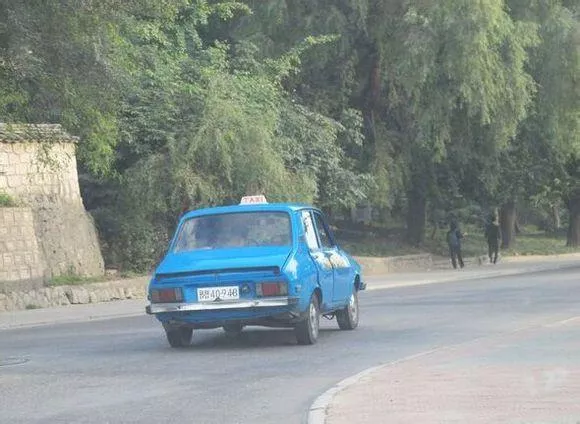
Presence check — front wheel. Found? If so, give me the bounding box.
[165,326,193,348]
[295,293,320,345]
[336,289,359,330]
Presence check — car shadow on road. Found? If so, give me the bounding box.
[145,320,426,353]
[168,327,342,351]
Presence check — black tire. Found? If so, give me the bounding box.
[336,288,359,330]
[295,293,320,345]
[223,323,244,336]
[165,326,193,348]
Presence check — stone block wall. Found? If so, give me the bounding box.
[0,208,45,292]
[356,254,434,275]
[0,142,83,205]
[0,124,105,292]
[33,203,103,277]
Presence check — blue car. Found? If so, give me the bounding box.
[145,196,365,347]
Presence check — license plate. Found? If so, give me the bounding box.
[197,286,240,302]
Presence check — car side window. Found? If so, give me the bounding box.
[302,211,320,250]
[313,212,333,249]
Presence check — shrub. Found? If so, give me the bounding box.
[0,192,17,207]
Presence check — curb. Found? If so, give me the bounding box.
[307,365,383,424]
[0,276,149,313]
[306,260,580,424]
[307,347,445,424]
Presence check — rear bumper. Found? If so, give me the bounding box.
[146,296,294,314]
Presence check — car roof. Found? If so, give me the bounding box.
[180,203,318,219]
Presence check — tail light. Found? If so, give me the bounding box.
[151,288,183,303]
[256,282,288,297]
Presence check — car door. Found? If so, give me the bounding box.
[311,211,352,304]
[301,210,334,311]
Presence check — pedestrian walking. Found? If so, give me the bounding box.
[485,213,501,264]
[446,220,464,269]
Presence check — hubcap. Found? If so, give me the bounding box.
[349,293,358,322]
[309,302,319,338]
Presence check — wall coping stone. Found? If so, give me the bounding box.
[0,123,78,144]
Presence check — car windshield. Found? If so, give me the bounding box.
[173,211,292,252]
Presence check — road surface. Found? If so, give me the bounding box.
[1,267,579,424]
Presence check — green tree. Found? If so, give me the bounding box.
[366,0,536,245]
[0,0,127,174]
[99,3,370,270]
[502,0,580,247]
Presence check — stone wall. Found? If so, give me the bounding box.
[0,124,105,291]
[0,208,45,292]
[33,204,103,278]
[0,142,83,205]
[356,254,434,274]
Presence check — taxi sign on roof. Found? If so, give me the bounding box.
[240,195,268,205]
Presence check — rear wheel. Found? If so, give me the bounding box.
[165,326,193,348]
[295,293,320,345]
[336,288,359,330]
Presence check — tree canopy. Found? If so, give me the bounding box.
[1,0,578,269]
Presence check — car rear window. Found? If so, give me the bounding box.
[173,211,292,252]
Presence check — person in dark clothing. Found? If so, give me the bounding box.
[446,220,464,269]
[485,213,501,264]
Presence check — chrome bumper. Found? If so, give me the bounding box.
[146,297,291,314]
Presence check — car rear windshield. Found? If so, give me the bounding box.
[173,211,292,252]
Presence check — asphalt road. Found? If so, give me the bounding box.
[1,267,579,424]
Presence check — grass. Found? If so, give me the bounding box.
[447,225,577,257]
[339,236,423,257]
[46,274,105,287]
[25,304,42,310]
[46,270,147,287]
[334,226,423,257]
[336,224,579,258]
[0,192,17,207]
[502,232,577,256]
[117,270,143,279]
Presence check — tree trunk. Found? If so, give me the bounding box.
[430,224,438,240]
[566,197,580,247]
[406,177,427,247]
[369,52,382,112]
[552,204,561,231]
[362,48,381,149]
[500,200,517,249]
